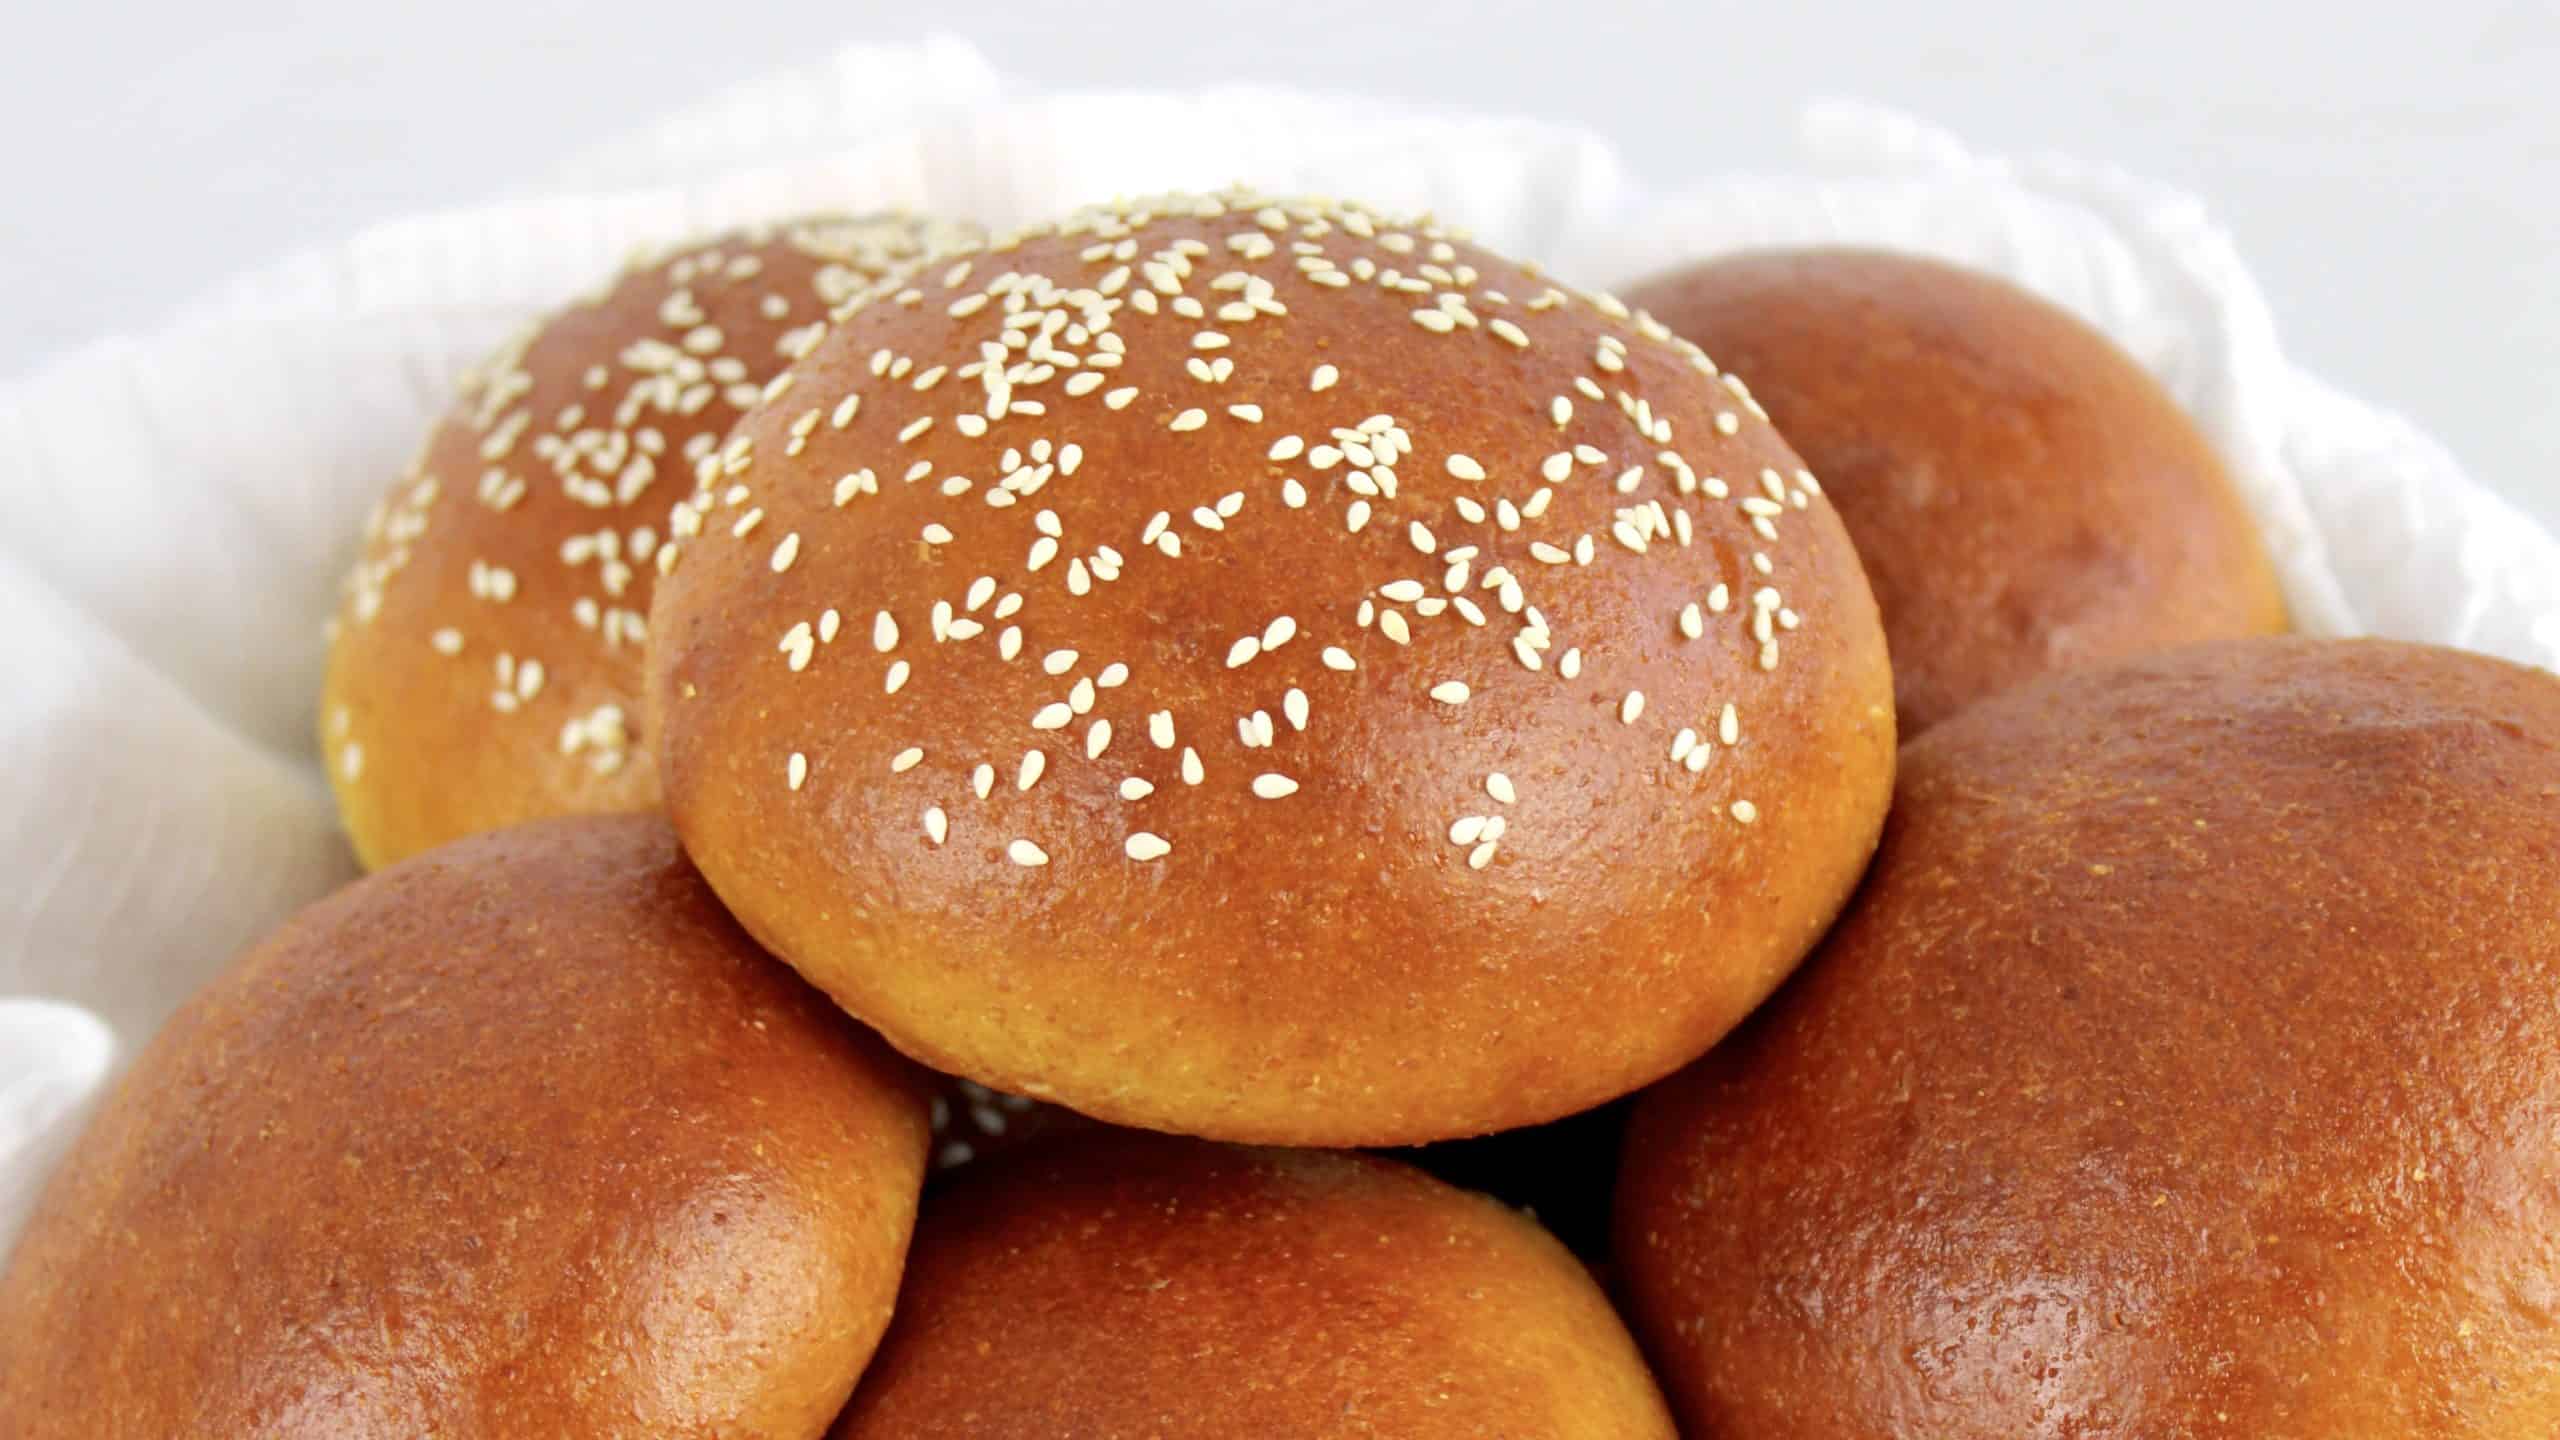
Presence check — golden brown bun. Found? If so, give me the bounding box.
[832,1131,1676,1438]
[0,815,930,1439]
[322,214,978,869]
[647,189,1897,1146]
[1616,638,2560,1437]
[1624,248,2287,734]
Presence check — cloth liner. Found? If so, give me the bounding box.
[5,34,2553,1248]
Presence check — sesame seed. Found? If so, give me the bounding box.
[1731,800,1759,825]
[1380,610,1412,645]
[1008,839,1049,867]
[1282,478,1308,508]
[899,417,933,443]
[1069,677,1097,713]
[1226,636,1261,668]
[885,660,910,693]
[1018,750,1047,791]
[922,523,955,545]
[1491,318,1529,347]
[1171,408,1208,432]
[1446,454,1486,482]
[1228,404,1264,422]
[1105,387,1139,410]
[788,752,809,790]
[924,807,949,845]
[1150,711,1176,748]
[1671,728,1699,763]
[770,533,801,572]
[1450,815,1488,845]
[1430,680,1472,705]
[1251,773,1300,800]
[1120,777,1156,801]
[1621,691,1646,724]
[1032,703,1072,730]
[1708,584,1731,613]
[430,628,462,655]
[1680,603,1704,640]
[890,746,924,773]
[1720,704,1740,745]
[1262,615,1297,649]
[1311,364,1339,391]
[1181,747,1205,785]
[1126,832,1172,862]
[1321,645,1357,672]
[1467,840,1498,871]
[1486,772,1517,805]
[1270,435,1305,461]
[1087,719,1113,759]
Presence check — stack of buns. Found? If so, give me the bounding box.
[4,181,2552,1438]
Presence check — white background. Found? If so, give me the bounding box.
[6,0,2554,527]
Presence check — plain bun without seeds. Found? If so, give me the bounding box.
[1625,247,2288,734]
[645,188,1897,1147]
[321,213,978,870]
[1615,637,2560,1437]
[831,1131,1677,1438]
[0,815,931,1440]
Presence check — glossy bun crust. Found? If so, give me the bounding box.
[647,190,1896,1146]
[1617,638,2560,1437]
[0,816,930,1439]
[1625,248,2286,733]
[322,214,976,869]
[832,1132,1676,1438]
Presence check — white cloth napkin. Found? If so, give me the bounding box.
[5,35,2553,1249]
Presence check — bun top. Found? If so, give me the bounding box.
[647,188,1896,1144]
[0,815,931,1439]
[1617,637,2560,1437]
[832,1132,1676,1438]
[1624,247,2287,733]
[322,214,978,868]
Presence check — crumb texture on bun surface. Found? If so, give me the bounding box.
[1625,247,2287,734]
[1616,637,2560,1438]
[0,815,932,1440]
[830,1130,1677,1438]
[321,214,978,870]
[646,189,1897,1147]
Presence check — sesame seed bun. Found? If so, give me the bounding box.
[0,815,930,1438]
[321,214,978,870]
[1624,248,2288,735]
[644,190,1898,1146]
[1615,637,2560,1436]
[830,1131,1677,1438]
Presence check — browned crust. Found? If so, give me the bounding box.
[0,815,931,1439]
[1625,247,2288,734]
[1616,637,2560,1437]
[647,190,1897,1146]
[833,1131,1677,1437]
[320,214,978,869]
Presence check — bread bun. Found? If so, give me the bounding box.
[321,214,976,869]
[1624,248,2287,733]
[0,815,929,1438]
[646,189,1897,1146]
[832,1131,1676,1437]
[1616,638,2560,1436]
